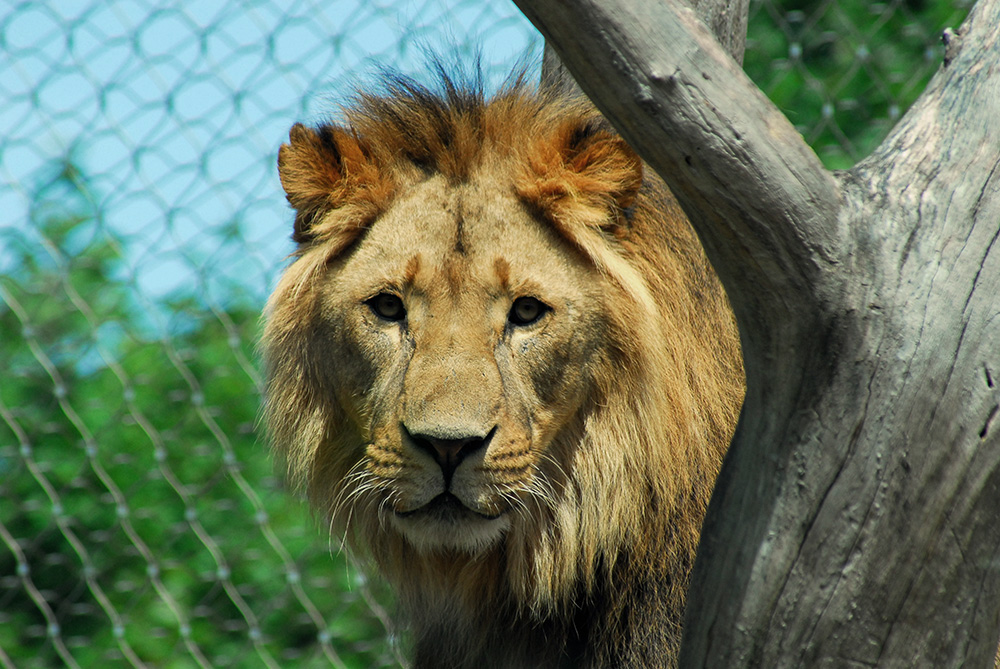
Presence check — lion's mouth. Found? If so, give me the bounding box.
[395,492,503,522]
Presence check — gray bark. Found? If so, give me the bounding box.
[540,0,747,95]
[515,0,1000,666]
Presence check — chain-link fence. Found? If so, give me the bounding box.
[0,0,972,667]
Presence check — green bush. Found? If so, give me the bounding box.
[0,166,399,668]
[745,0,970,168]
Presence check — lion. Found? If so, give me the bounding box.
[262,70,744,668]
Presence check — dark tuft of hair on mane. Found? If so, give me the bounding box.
[336,55,549,181]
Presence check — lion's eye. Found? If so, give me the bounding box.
[367,293,406,321]
[508,296,548,327]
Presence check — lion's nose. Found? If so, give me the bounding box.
[406,427,494,486]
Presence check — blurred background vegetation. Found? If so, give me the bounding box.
[0,0,973,666]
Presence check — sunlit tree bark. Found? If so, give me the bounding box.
[517,0,1000,665]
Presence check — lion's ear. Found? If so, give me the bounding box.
[277,123,390,246]
[519,119,643,230]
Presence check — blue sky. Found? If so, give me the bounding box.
[0,0,539,318]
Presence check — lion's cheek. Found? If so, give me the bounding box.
[518,325,601,417]
[323,313,411,436]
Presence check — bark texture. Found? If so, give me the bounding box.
[515,0,1000,665]
[540,0,747,96]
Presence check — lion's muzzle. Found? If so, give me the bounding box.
[404,425,497,486]
[387,423,514,553]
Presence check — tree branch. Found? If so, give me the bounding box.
[689,0,749,65]
[517,0,842,354]
[541,0,748,97]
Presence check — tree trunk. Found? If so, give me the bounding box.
[514,0,1000,666]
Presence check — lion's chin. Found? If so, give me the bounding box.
[390,493,511,554]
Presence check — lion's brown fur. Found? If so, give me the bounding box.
[263,71,744,668]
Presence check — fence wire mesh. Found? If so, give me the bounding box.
[0,0,972,667]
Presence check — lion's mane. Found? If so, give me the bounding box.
[263,70,744,668]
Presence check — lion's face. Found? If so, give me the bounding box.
[265,77,744,641]
[317,173,607,553]
[265,77,744,667]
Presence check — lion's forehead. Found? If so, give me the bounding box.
[339,175,593,302]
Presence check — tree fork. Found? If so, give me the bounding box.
[516,0,1000,666]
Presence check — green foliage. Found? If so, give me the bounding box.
[0,168,399,668]
[744,0,970,169]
